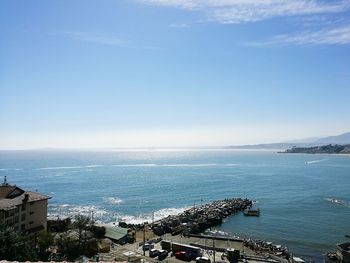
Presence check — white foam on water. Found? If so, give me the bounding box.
[36,166,84,170]
[160,164,217,167]
[113,164,158,167]
[305,159,328,165]
[35,164,103,170]
[325,197,350,207]
[0,168,23,171]
[49,204,108,219]
[103,197,123,205]
[85,165,104,168]
[120,206,191,225]
[112,163,235,168]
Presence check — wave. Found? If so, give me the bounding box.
[112,163,239,168]
[305,159,328,165]
[324,197,350,207]
[103,197,123,205]
[120,206,191,225]
[204,229,241,239]
[35,164,103,170]
[85,165,104,168]
[34,163,240,170]
[0,168,23,171]
[49,204,112,222]
[48,203,190,225]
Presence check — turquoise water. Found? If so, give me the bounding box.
[1,149,349,260]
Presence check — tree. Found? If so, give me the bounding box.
[73,215,91,249]
[0,225,37,261]
[56,235,80,261]
[36,231,54,260]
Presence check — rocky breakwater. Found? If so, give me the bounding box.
[152,198,252,236]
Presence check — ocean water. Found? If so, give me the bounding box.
[1,149,349,260]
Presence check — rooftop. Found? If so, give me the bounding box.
[104,226,129,241]
[0,180,51,210]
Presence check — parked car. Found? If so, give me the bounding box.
[175,251,192,261]
[149,249,159,258]
[142,243,154,251]
[196,256,211,263]
[158,249,169,260]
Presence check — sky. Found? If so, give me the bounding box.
[1,0,350,149]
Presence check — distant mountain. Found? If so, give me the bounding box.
[314,132,350,144]
[227,132,350,150]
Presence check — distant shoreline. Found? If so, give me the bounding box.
[280,144,350,155]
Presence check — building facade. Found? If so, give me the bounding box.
[0,176,51,233]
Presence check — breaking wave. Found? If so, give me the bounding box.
[48,203,190,225]
[120,206,191,225]
[48,204,114,222]
[103,197,123,205]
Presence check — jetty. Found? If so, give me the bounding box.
[151,198,252,236]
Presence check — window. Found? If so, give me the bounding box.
[30,211,34,215]
[21,213,26,221]
[29,221,34,225]
[30,202,34,205]
[21,204,26,211]
[6,219,14,226]
[21,224,25,231]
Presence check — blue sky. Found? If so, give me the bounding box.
[1,0,350,148]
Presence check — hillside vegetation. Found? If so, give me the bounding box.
[283,144,350,154]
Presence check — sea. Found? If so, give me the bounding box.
[0,149,349,261]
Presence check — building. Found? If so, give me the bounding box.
[104,226,134,244]
[0,176,51,233]
[337,242,350,263]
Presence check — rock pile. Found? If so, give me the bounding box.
[243,239,290,259]
[152,198,252,236]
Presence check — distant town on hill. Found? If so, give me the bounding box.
[283,144,350,154]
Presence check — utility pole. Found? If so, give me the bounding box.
[213,237,216,263]
[143,222,146,256]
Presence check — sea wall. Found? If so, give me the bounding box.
[151,198,252,236]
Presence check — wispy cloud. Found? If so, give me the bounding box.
[246,25,350,46]
[55,31,128,46]
[170,23,190,28]
[50,31,159,50]
[141,0,350,24]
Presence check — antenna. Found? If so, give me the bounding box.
[2,176,8,186]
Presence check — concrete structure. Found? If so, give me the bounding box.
[337,242,350,263]
[0,176,51,233]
